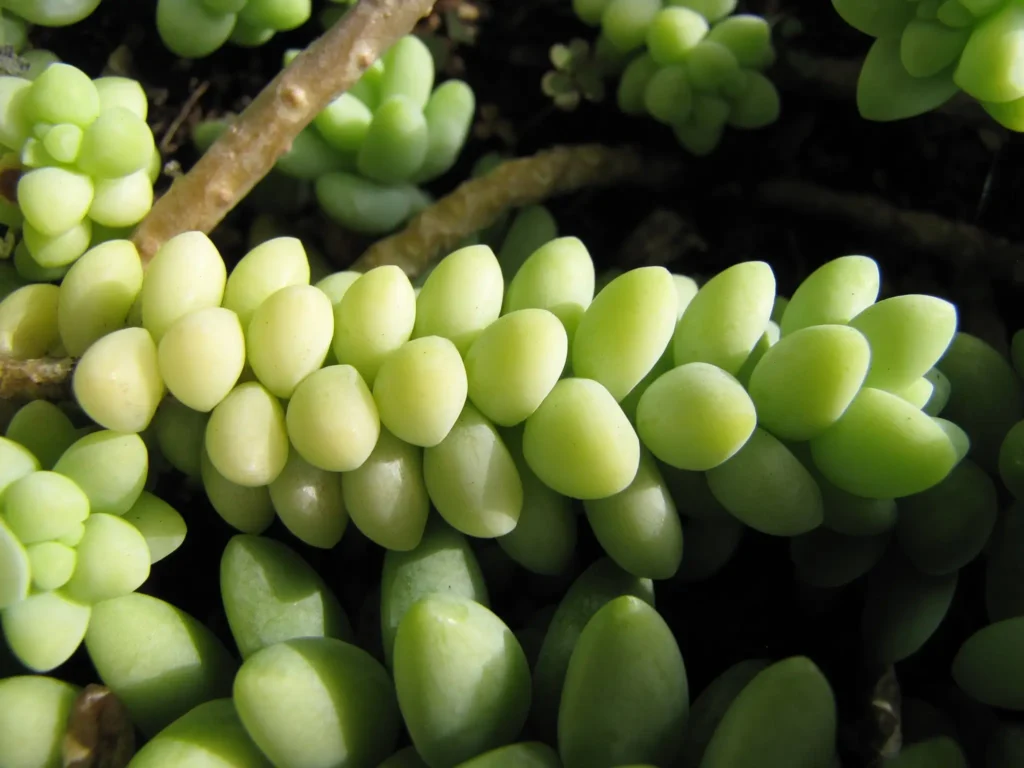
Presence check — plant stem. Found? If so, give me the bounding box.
[778,51,990,127]
[130,0,437,263]
[351,144,677,277]
[756,178,1024,279]
[0,356,74,401]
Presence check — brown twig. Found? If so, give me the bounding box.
[755,179,1024,280]
[0,356,74,401]
[130,0,437,263]
[351,144,679,277]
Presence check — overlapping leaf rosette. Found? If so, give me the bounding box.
[0,61,159,281]
[834,0,1024,130]
[193,34,475,235]
[572,0,781,155]
[0,407,186,673]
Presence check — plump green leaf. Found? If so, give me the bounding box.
[856,36,958,120]
[857,37,959,121]
[832,0,914,38]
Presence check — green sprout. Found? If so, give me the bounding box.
[542,39,607,111]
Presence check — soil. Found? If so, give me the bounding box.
[28,1,1024,765]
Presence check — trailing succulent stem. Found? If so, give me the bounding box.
[352,144,674,277]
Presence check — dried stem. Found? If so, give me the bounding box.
[131,0,437,263]
[868,665,903,764]
[63,685,135,768]
[0,356,74,401]
[352,144,677,276]
[756,178,1024,280]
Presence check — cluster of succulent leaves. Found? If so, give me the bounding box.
[156,0,353,59]
[0,407,188,675]
[194,34,476,236]
[542,39,611,112]
[0,59,159,283]
[558,0,781,157]
[834,0,1024,130]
